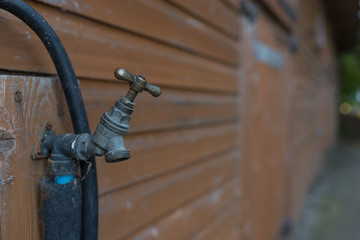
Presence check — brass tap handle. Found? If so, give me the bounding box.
[114,68,161,98]
[114,68,135,84]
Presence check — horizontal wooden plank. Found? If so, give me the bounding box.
[126,180,237,240]
[260,0,294,30]
[79,79,238,134]
[165,0,239,38]
[35,0,239,65]
[189,202,239,240]
[220,0,241,12]
[0,3,238,93]
[292,131,318,152]
[98,150,238,239]
[97,122,237,193]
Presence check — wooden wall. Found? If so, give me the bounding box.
[0,0,242,239]
[0,0,338,239]
[240,10,292,240]
[288,0,338,225]
[240,0,338,239]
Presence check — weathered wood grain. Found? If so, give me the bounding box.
[126,180,237,240]
[0,75,71,240]
[240,12,290,240]
[0,0,340,240]
[220,0,241,12]
[0,75,239,240]
[79,79,238,134]
[34,0,238,65]
[164,0,239,38]
[97,122,237,193]
[0,3,238,93]
[98,150,238,239]
[188,202,240,240]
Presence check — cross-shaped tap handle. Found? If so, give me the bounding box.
[114,68,161,102]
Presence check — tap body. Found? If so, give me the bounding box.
[40,68,161,180]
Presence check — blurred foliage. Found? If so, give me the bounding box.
[339,48,360,137]
[340,49,360,104]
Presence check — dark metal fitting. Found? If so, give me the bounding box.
[87,67,162,163]
[105,150,130,163]
[33,68,161,166]
[45,122,52,131]
[116,98,135,112]
[32,124,56,160]
[40,128,56,155]
[101,113,129,135]
[73,134,104,161]
[52,134,79,159]
[90,90,135,163]
[104,135,130,163]
[120,96,136,107]
[92,112,131,163]
[48,157,78,176]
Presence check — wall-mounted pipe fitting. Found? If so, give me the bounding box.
[92,97,134,162]
[33,68,161,240]
[76,68,161,163]
[40,68,161,169]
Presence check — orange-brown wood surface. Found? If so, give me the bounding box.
[0,0,338,239]
[260,0,295,30]
[0,2,238,93]
[0,0,242,240]
[34,0,239,65]
[240,11,290,240]
[164,0,239,38]
[125,180,238,240]
[0,75,71,240]
[240,1,337,239]
[287,0,338,225]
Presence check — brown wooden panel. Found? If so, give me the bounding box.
[260,0,294,30]
[165,0,239,38]
[189,202,239,240]
[126,180,237,240]
[289,142,318,222]
[0,75,239,240]
[35,0,238,65]
[79,79,238,134]
[98,150,238,239]
[220,0,241,11]
[0,3,238,93]
[97,123,237,193]
[0,75,70,240]
[240,11,290,240]
[286,0,339,227]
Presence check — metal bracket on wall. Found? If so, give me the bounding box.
[31,122,56,160]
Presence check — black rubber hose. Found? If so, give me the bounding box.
[0,1,98,239]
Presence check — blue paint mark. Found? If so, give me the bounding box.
[55,175,74,185]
